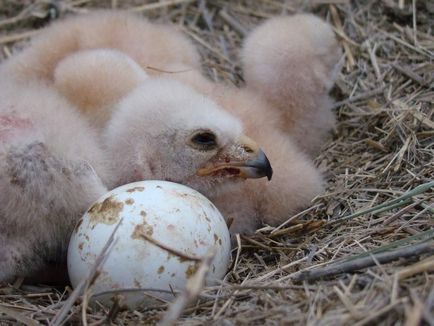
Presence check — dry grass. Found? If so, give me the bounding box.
[0,0,433,325]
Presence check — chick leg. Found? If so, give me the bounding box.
[241,14,342,155]
[0,137,107,283]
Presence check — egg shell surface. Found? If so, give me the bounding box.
[67,180,231,308]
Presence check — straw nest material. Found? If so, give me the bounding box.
[0,0,433,325]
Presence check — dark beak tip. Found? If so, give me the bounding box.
[264,153,273,181]
[242,149,273,180]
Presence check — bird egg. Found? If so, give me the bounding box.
[67,180,231,308]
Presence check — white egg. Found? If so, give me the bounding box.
[67,180,231,308]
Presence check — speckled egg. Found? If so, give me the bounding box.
[67,180,231,308]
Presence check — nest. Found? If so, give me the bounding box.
[0,0,433,325]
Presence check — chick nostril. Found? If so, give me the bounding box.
[242,145,254,153]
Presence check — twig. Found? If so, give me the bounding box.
[411,111,434,130]
[0,3,36,28]
[366,40,381,80]
[383,200,421,225]
[334,285,363,318]
[226,284,314,291]
[219,10,248,36]
[354,299,405,326]
[144,65,194,74]
[199,0,214,32]
[105,295,124,322]
[378,29,432,57]
[404,299,424,326]
[230,234,242,275]
[81,288,90,326]
[50,220,123,326]
[158,247,216,326]
[397,256,434,280]
[295,241,434,281]
[0,304,41,326]
[183,29,232,64]
[331,198,413,225]
[353,229,434,256]
[0,30,39,45]
[135,232,201,262]
[329,180,434,225]
[330,4,355,70]
[332,86,386,108]
[270,204,321,235]
[130,0,195,12]
[254,244,330,282]
[392,63,430,86]
[213,274,250,320]
[92,287,178,298]
[412,0,417,45]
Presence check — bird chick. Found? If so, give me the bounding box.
[161,65,325,233]
[2,11,201,83]
[241,14,342,155]
[3,11,340,232]
[0,54,272,283]
[102,76,273,194]
[54,49,149,128]
[52,47,323,234]
[0,50,277,282]
[54,44,323,233]
[0,80,108,282]
[0,11,341,282]
[52,49,273,193]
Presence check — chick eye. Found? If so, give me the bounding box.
[190,131,217,150]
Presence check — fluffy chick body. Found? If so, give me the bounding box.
[0,80,108,282]
[0,11,341,281]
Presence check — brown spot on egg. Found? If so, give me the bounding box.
[185,263,199,279]
[78,242,84,251]
[131,223,154,239]
[126,186,144,193]
[88,196,123,225]
[158,266,165,274]
[169,189,200,201]
[140,210,147,217]
[125,198,134,205]
[167,224,175,231]
[214,233,219,243]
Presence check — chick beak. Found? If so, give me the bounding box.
[240,148,273,180]
[197,135,273,181]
